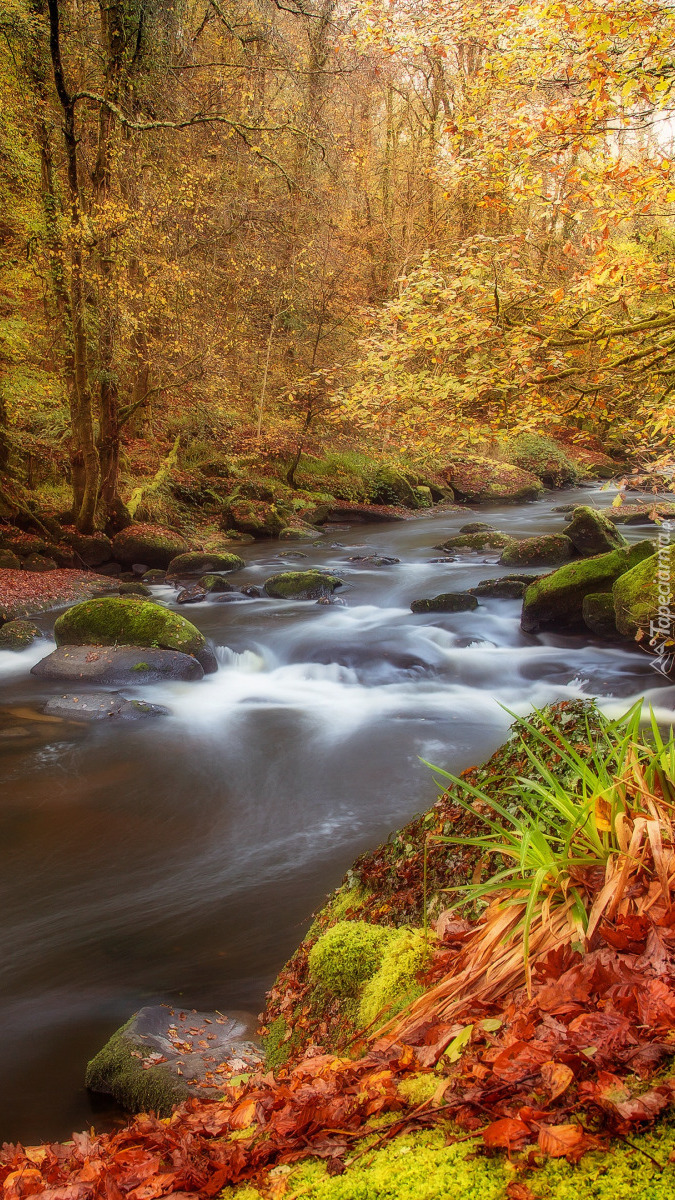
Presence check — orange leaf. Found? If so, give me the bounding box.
[230,1097,258,1129]
[541,1061,574,1101]
[538,1123,584,1158]
[482,1117,531,1148]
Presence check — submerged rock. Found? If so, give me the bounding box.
[500,534,575,568]
[410,592,479,614]
[458,522,493,534]
[0,619,43,650]
[562,506,627,556]
[86,1005,263,1115]
[53,597,217,672]
[166,551,245,577]
[521,541,654,632]
[111,523,188,568]
[32,645,204,684]
[264,570,343,600]
[470,575,539,599]
[43,693,171,721]
[609,502,675,525]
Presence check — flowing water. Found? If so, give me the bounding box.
[1,485,674,1143]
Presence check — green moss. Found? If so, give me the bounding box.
[131,661,150,671]
[85,1017,188,1116]
[369,467,419,509]
[583,592,619,637]
[54,597,207,656]
[614,544,675,638]
[264,571,343,600]
[0,619,42,650]
[441,532,516,552]
[505,433,579,487]
[396,1072,440,1108]
[111,523,188,568]
[220,1120,675,1200]
[521,541,655,632]
[358,929,429,1028]
[308,921,395,999]
[500,534,574,567]
[444,455,544,503]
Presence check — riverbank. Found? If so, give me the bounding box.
[4,699,675,1197]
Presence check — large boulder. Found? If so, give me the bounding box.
[224,499,289,538]
[410,593,478,613]
[44,693,170,721]
[505,433,579,488]
[111,523,188,568]
[562,506,627,556]
[609,502,675,525]
[0,550,21,570]
[0,619,43,650]
[583,593,620,638]
[613,544,675,639]
[370,466,419,509]
[53,597,217,672]
[86,1006,263,1115]
[264,570,343,600]
[499,534,575,568]
[166,551,245,578]
[60,530,113,567]
[442,455,544,503]
[32,645,204,684]
[521,542,654,632]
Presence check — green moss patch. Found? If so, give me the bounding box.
[613,543,675,638]
[264,571,343,600]
[521,541,654,632]
[308,921,395,999]
[54,597,207,657]
[500,534,574,567]
[85,1017,188,1117]
[504,433,579,487]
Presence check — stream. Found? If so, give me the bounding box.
[1,485,674,1143]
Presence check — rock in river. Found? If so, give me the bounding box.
[411,592,479,613]
[562,505,627,556]
[43,693,171,721]
[111,523,188,568]
[264,570,343,600]
[499,533,575,568]
[86,1005,263,1115]
[0,619,43,650]
[32,645,204,684]
[521,541,654,632]
[166,550,245,578]
[53,597,217,672]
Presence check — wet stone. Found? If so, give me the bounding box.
[43,693,171,721]
[31,645,204,684]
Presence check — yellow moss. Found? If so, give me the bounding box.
[396,1072,439,1107]
[358,929,429,1029]
[308,921,394,999]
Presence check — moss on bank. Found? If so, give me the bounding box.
[219,1120,675,1200]
[85,1017,188,1117]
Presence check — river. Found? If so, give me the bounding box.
[1,485,673,1143]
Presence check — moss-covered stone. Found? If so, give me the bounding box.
[60,530,113,567]
[504,432,579,487]
[609,502,675,525]
[308,921,395,998]
[500,533,575,567]
[53,597,209,661]
[562,505,627,556]
[111,523,188,568]
[0,550,21,570]
[264,570,343,600]
[521,541,654,632]
[613,544,675,639]
[410,593,478,613]
[443,455,544,503]
[199,573,236,593]
[470,574,539,599]
[414,486,433,508]
[166,551,245,577]
[85,1017,190,1117]
[438,531,516,553]
[278,525,318,541]
[358,929,429,1028]
[583,592,619,638]
[0,619,42,650]
[117,582,151,597]
[370,467,419,509]
[23,553,57,572]
[141,569,166,584]
[224,499,290,538]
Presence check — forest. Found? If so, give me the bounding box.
[2,1,675,1198]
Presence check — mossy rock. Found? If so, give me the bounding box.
[53,597,216,670]
[609,502,675,525]
[0,549,21,570]
[414,486,433,508]
[613,544,675,639]
[583,592,620,638]
[438,531,516,553]
[23,554,57,572]
[198,574,236,593]
[264,571,343,600]
[369,467,419,509]
[500,534,575,568]
[60,530,113,567]
[470,574,538,599]
[410,593,478,614]
[111,523,188,568]
[85,1017,188,1117]
[117,582,152,597]
[562,506,627,556]
[278,526,318,541]
[505,433,579,487]
[358,929,429,1028]
[443,455,544,503]
[224,499,290,538]
[141,569,166,584]
[521,541,654,632]
[308,920,395,998]
[166,551,245,577]
[0,619,42,650]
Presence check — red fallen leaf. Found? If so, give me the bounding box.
[230,1098,258,1129]
[126,1173,177,1200]
[2,1168,45,1198]
[537,1123,585,1158]
[491,1040,551,1083]
[540,1061,574,1101]
[482,1118,531,1149]
[506,1184,535,1200]
[611,1087,673,1123]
